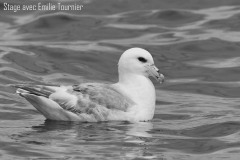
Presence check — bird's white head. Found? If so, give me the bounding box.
[118,48,164,83]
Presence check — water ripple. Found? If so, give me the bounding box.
[1,1,240,159]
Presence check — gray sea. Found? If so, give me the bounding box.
[1,0,240,159]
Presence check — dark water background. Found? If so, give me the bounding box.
[1,0,240,159]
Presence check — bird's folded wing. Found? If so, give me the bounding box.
[14,83,135,114]
[69,83,135,112]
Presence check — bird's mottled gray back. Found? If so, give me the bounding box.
[71,83,135,112]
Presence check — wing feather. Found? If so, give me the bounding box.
[14,83,135,121]
[72,83,135,112]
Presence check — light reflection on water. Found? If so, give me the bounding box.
[1,0,240,159]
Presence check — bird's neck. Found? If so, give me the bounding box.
[116,73,156,121]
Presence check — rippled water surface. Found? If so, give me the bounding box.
[2,0,240,159]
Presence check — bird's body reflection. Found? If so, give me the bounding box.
[12,120,157,159]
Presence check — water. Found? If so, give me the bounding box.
[1,0,240,159]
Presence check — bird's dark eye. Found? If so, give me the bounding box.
[138,57,147,63]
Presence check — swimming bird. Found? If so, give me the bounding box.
[14,48,164,122]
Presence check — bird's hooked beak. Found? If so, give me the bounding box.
[146,64,165,83]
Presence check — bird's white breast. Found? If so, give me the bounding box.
[114,74,156,121]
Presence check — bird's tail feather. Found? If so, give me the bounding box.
[20,93,80,121]
[11,84,57,98]
[11,84,81,121]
